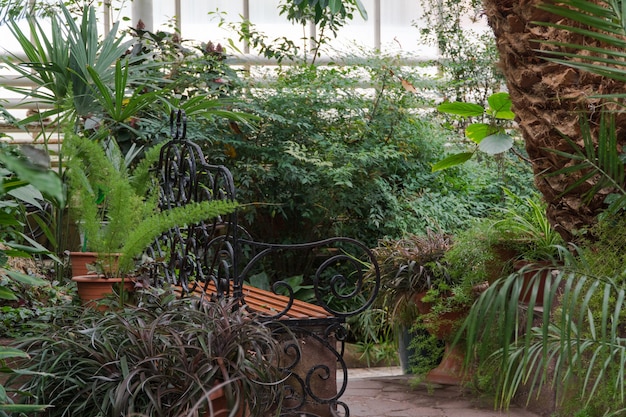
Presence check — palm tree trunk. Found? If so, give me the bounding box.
[483,0,626,240]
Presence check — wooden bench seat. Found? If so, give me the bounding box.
[173,282,333,320]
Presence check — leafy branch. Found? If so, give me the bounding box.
[432,92,517,171]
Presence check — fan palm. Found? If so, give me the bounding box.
[482,0,626,239]
[466,1,626,414]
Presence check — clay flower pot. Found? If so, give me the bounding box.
[207,385,248,417]
[414,291,470,385]
[71,275,134,309]
[68,251,120,277]
[513,260,559,305]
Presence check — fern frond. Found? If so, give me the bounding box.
[118,200,239,273]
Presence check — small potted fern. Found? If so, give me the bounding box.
[64,133,238,305]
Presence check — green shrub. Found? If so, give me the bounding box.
[201,58,534,246]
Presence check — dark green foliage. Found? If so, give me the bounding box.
[64,132,238,276]
[407,322,445,376]
[201,60,533,247]
[0,144,63,415]
[0,276,76,338]
[13,296,287,417]
[461,219,626,415]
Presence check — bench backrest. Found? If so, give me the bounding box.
[151,109,381,321]
[150,110,241,298]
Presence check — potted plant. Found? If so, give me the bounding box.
[412,222,498,384]
[372,229,453,374]
[10,293,288,417]
[492,191,564,304]
[372,220,506,382]
[63,132,238,305]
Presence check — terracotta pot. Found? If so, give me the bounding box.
[413,291,470,385]
[69,251,120,277]
[69,251,98,277]
[514,261,557,305]
[414,292,469,337]
[71,275,134,308]
[207,385,248,417]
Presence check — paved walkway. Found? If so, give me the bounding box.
[340,367,542,417]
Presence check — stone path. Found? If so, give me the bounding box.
[339,367,542,417]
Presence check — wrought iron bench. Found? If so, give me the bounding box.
[149,110,381,417]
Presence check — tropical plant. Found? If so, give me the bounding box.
[63,132,238,277]
[459,114,626,416]
[0,145,62,301]
[433,92,518,171]
[492,190,564,262]
[416,221,497,325]
[481,0,626,238]
[547,111,626,220]
[201,58,534,248]
[367,229,455,376]
[0,144,64,415]
[371,222,499,382]
[372,230,453,328]
[462,237,626,416]
[2,3,151,136]
[3,3,254,155]
[12,295,289,417]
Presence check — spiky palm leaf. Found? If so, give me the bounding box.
[462,245,626,414]
[536,0,626,87]
[547,111,626,213]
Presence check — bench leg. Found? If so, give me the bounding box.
[273,323,349,417]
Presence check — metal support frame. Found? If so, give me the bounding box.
[151,110,381,417]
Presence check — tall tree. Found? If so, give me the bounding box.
[482,0,626,240]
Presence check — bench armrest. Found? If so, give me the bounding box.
[237,236,381,320]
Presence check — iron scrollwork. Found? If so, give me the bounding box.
[152,110,381,417]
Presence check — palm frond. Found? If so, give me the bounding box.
[535,0,626,83]
[462,244,626,411]
[545,111,626,206]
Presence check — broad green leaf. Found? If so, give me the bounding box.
[487,92,512,112]
[7,184,44,209]
[0,286,17,301]
[466,123,493,143]
[328,0,342,14]
[431,152,474,171]
[4,269,48,286]
[495,110,516,120]
[437,102,484,117]
[248,272,271,291]
[479,133,514,155]
[0,152,64,206]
